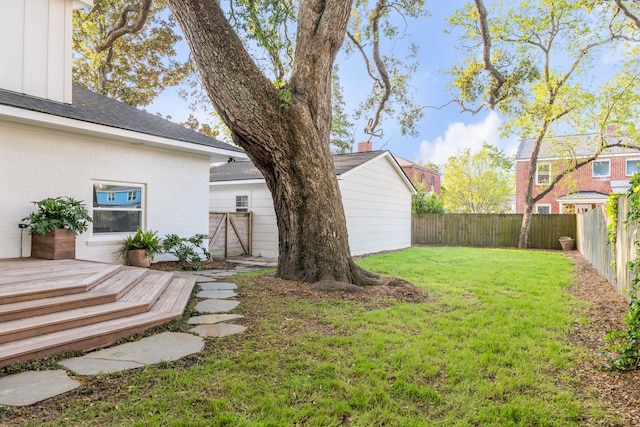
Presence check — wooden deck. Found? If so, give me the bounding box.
[0,258,195,368]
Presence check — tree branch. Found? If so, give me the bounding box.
[473,0,506,109]
[96,0,153,53]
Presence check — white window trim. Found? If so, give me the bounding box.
[626,158,640,176]
[91,180,145,237]
[536,163,551,185]
[536,204,551,214]
[592,159,610,177]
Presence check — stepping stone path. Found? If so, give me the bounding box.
[0,258,274,407]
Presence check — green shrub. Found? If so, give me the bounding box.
[163,233,211,270]
[412,191,445,214]
[117,228,163,261]
[22,196,92,236]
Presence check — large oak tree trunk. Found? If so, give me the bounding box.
[167,0,376,284]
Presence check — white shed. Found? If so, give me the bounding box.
[0,0,246,262]
[209,150,416,258]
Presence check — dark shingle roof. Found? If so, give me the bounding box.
[516,134,639,160]
[0,85,243,153]
[210,150,388,182]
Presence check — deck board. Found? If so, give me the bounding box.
[0,259,195,368]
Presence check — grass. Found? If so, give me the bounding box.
[3,247,619,426]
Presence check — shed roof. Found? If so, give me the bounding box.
[210,150,390,182]
[516,134,639,161]
[0,85,243,154]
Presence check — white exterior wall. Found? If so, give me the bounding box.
[209,182,278,258]
[1,119,211,263]
[0,0,88,103]
[339,155,413,256]
[209,153,414,258]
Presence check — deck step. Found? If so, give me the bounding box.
[0,312,178,368]
[0,292,117,323]
[0,262,118,285]
[0,265,121,305]
[0,302,148,344]
[0,260,198,369]
[150,276,196,315]
[119,271,174,309]
[88,268,148,298]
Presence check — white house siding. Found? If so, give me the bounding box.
[0,0,81,104]
[209,153,413,258]
[209,182,278,258]
[339,155,412,256]
[1,120,211,263]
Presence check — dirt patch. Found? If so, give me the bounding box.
[149,259,236,271]
[564,251,640,426]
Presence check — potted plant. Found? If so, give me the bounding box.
[22,196,92,260]
[118,227,163,267]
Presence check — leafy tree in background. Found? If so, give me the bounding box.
[412,190,445,214]
[442,142,513,213]
[72,0,191,106]
[449,0,640,248]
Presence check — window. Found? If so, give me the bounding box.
[592,160,610,177]
[627,158,640,176]
[536,163,551,185]
[420,173,425,182]
[236,195,249,213]
[536,204,551,214]
[92,182,144,234]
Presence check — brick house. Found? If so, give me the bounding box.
[354,142,441,195]
[515,132,640,214]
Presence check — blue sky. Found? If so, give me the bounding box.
[149,2,519,166]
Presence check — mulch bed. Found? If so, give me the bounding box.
[564,251,640,426]
[149,259,236,271]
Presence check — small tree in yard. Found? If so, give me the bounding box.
[412,179,444,214]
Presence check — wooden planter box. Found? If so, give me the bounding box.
[31,229,76,260]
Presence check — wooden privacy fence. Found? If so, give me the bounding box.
[577,198,638,297]
[209,212,252,258]
[412,213,576,249]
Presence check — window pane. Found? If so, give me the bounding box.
[94,184,142,208]
[537,164,550,185]
[627,159,640,176]
[236,195,249,213]
[593,161,610,177]
[536,205,550,214]
[93,211,141,233]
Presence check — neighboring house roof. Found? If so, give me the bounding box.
[210,150,416,192]
[392,154,440,175]
[556,191,609,203]
[0,85,244,154]
[516,134,639,161]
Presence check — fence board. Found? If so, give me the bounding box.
[576,198,638,298]
[412,213,576,249]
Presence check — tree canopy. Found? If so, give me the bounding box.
[72,0,191,106]
[449,0,640,247]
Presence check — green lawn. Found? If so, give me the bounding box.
[9,247,618,426]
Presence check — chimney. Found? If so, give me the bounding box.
[0,0,93,104]
[357,141,372,152]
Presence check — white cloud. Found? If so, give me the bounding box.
[417,111,517,165]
